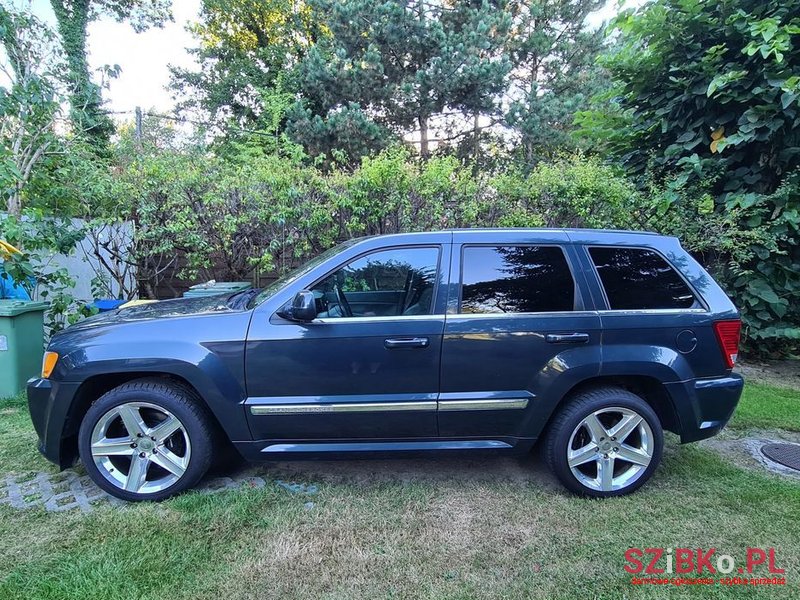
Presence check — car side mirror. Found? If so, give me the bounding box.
[281,290,317,322]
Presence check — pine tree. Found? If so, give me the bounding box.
[287,0,512,163]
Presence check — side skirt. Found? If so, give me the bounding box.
[232,437,537,461]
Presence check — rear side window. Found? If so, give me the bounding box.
[589,247,696,310]
[460,246,574,314]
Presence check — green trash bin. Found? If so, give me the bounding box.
[182,281,251,298]
[0,300,48,397]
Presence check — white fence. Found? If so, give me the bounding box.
[3,216,136,303]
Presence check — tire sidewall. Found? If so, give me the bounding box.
[78,384,211,502]
[549,392,664,498]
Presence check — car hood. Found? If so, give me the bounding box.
[65,294,241,332]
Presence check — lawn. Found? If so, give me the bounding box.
[0,381,799,600]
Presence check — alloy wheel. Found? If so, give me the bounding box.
[566,406,654,492]
[90,401,191,494]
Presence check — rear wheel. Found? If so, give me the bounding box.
[544,387,663,497]
[78,379,213,501]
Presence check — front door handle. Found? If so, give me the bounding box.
[546,333,590,344]
[384,337,430,349]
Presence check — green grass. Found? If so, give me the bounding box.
[0,383,799,600]
[729,382,800,432]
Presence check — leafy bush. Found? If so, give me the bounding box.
[0,210,93,334]
[578,0,800,355]
[96,148,636,293]
[493,155,637,229]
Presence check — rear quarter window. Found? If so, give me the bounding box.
[460,245,575,314]
[588,246,696,310]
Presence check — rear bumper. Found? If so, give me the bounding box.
[665,374,744,443]
[26,377,81,469]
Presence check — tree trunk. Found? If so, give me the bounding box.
[418,114,429,158]
[473,110,480,165]
[8,184,22,216]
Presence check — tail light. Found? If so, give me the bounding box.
[713,320,741,369]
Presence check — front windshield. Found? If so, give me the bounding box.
[247,239,361,308]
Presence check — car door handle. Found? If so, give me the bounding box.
[546,333,590,344]
[384,337,430,349]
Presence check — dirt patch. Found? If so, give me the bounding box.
[700,428,800,481]
[737,359,800,389]
[261,453,561,490]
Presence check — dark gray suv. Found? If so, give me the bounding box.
[27,229,744,501]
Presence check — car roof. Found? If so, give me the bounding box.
[350,228,673,247]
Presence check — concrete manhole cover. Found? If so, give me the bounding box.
[761,443,800,472]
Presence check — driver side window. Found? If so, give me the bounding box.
[311,247,440,318]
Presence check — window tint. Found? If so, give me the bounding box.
[460,246,574,314]
[311,247,439,318]
[589,247,695,310]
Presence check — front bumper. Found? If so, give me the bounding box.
[26,377,81,469]
[665,373,744,443]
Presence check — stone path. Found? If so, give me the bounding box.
[0,469,318,514]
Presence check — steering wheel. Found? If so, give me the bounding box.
[334,283,354,317]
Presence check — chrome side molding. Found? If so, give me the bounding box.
[249,397,529,415]
[250,401,436,415]
[437,398,529,411]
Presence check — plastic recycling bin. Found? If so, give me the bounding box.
[182,281,251,298]
[90,299,127,312]
[0,300,48,397]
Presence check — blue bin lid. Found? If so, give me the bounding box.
[92,299,127,311]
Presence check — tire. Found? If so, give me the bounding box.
[78,378,214,502]
[544,386,663,498]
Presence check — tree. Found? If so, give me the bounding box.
[503,0,607,165]
[170,0,321,139]
[49,0,172,148]
[0,6,65,215]
[578,0,800,194]
[287,0,512,163]
[578,0,800,352]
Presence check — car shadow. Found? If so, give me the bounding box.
[205,450,561,491]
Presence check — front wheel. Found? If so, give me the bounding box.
[544,387,663,498]
[78,379,213,502]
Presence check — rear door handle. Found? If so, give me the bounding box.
[384,337,430,349]
[546,333,590,344]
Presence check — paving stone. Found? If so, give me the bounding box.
[0,469,314,514]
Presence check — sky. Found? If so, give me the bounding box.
[11,0,639,121]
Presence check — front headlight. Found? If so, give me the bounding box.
[41,351,59,378]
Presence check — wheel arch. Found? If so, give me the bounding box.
[533,374,681,445]
[60,371,229,469]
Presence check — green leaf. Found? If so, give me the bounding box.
[781,92,797,109]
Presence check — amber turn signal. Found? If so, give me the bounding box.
[41,352,59,378]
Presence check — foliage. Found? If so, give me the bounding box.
[492,154,636,228]
[578,0,800,355]
[170,0,320,140]
[174,1,606,166]
[577,0,800,192]
[287,0,512,163]
[49,0,173,148]
[503,0,608,164]
[99,145,634,294]
[5,0,799,356]
[0,6,67,215]
[0,210,94,334]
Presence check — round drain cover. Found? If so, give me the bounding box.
[761,443,800,471]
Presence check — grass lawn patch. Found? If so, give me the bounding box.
[729,382,800,432]
[1,384,798,599]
